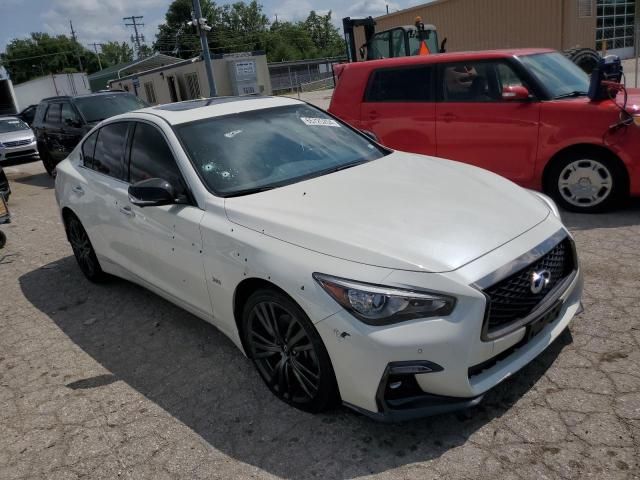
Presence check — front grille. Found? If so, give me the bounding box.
[483,238,574,334]
[3,139,31,148]
[5,149,37,159]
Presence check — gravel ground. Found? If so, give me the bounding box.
[0,160,639,480]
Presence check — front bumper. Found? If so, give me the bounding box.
[0,140,39,163]
[315,220,584,421]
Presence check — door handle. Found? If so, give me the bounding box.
[72,185,84,194]
[119,206,135,217]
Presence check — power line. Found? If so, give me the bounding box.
[0,50,79,63]
[123,15,145,58]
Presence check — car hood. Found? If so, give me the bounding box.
[224,152,550,272]
[0,130,34,143]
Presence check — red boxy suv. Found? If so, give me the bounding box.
[329,49,640,213]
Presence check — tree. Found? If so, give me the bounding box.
[154,0,224,59]
[137,44,154,58]
[100,41,134,65]
[0,33,100,84]
[152,0,345,62]
[304,11,343,56]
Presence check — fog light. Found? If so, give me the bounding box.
[389,381,403,390]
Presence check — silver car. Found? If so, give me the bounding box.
[0,117,39,164]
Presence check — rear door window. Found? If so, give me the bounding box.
[81,130,99,169]
[45,103,62,125]
[92,122,129,179]
[365,66,434,102]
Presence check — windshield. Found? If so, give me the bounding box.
[0,118,30,133]
[519,52,590,99]
[74,94,148,123]
[176,104,387,196]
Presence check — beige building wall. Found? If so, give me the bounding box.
[108,53,272,105]
[354,0,596,56]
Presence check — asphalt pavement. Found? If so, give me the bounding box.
[0,161,639,479]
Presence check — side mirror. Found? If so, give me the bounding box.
[361,130,379,142]
[128,178,176,207]
[502,85,531,101]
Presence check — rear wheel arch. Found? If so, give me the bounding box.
[61,207,78,236]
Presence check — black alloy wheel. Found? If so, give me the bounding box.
[243,289,339,412]
[65,213,105,282]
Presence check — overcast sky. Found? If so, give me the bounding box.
[0,0,427,53]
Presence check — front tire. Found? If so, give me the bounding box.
[242,289,339,413]
[40,147,56,177]
[546,152,626,213]
[65,213,106,282]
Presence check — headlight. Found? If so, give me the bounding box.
[530,190,560,218]
[313,273,456,326]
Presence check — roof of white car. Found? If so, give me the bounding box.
[132,95,305,125]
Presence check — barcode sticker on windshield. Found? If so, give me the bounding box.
[300,117,341,127]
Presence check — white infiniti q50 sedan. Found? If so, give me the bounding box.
[55,96,583,422]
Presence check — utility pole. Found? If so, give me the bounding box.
[123,15,145,57]
[191,0,217,97]
[90,42,104,70]
[69,20,83,72]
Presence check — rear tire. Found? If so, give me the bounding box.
[0,230,6,249]
[546,151,627,213]
[64,213,106,282]
[242,288,339,413]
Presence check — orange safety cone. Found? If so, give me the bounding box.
[419,40,430,55]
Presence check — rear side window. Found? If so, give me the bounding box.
[92,122,129,179]
[129,122,185,195]
[365,66,434,102]
[45,103,61,124]
[81,130,99,168]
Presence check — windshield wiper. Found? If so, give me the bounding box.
[326,161,366,174]
[554,91,588,100]
[225,186,276,197]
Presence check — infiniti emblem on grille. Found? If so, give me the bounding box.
[531,269,551,294]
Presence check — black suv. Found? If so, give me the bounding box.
[33,92,148,175]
